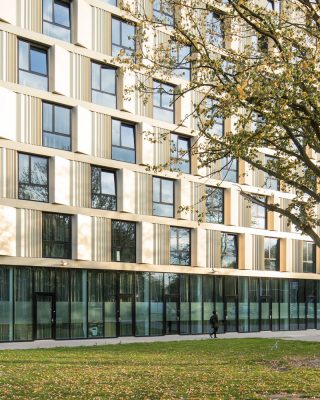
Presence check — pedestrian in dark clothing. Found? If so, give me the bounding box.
[209,311,219,338]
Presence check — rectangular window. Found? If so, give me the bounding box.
[170,134,190,173]
[91,167,116,210]
[153,0,174,26]
[206,12,224,47]
[264,156,279,190]
[206,186,224,224]
[92,62,117,108]
[43,213,72,259]
[221,233,238,268]
[111,220,136,262]
[42,102,71,151]
[153,81,175,124]
[251,197,267,229]
[101,0,117,5]
[43,0,71,42]
[221,157,238,183]
[18,153,49,202]
[153,177,174,218]
[111,119,135,163]
[303,242,316,273]
[170,227,191,266]
[18,40,48,91]
[205,98,224,137]
[112,18,135,58]
[172,45,191,80]
[264,237,279,271]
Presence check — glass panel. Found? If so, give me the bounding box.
[104,271,117,338]
[226,299,237,332]
[180,275,189,334]
[112,120,121,146]
[112,220,136,262]
[120,295,133,336]
[70,270,87,338]
[43,103,53,132]
[280,279,289,330]
[135,273,149,336]
[18,154,29,183]
[92,90,117,109]
[55,106,70,134]
[203,276,214,334]
[19,70,48,91]
[121,125,135,149]
[101,171,116,195]
[43,132,70,151]
[101,68,116,93]
[36,295,53,340]
[92,63,100,90]
[19,41,29,70]
[112,18,121,46]
[206,187,224,223]
[30,48,47,75]
[161,179,174,203]
[0,268,13,341]
[150,273,163,335]
[289,281,299,330]
[43,0,53,22]
[306,280,316,329]
[261,297,270,331]
[249,278,259,331]
[238,277,249,332]
[166,298,179,334]
[190,275,202,334]
[271,279,280,331]
[56,269,69,339]
[122,23,135,49]
[34,269,55,292]
[88,272,103,338]
[43,21,71,42]
[14,268,33,340]
[31,156,48,185]
[54,1,70,27]
[111,146,135,163]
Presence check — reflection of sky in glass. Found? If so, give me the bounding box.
[19,41,29,70]
[101,68,116,93]
[121,126,134,148]
[54,2,70,27]
[55,106,70,134]
[112,120,121,145]
[43,0,52,21]
[43,103,53,131]
[101,171,116,195]
[30,48,47,75]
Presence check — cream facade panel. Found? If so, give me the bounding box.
[92,111,111,159]
[72,0,92,49]
[135,171,152,215]
[73,214,92,261]
[0,0,17,25]
[153,127,171,168]
[119,168,135,214]
[239,194,251,228]
[225,187,239,226]
[17,93,42,145]
[0,30,17,83]
[49,45,71,97]
[92,6,111,55]
[0,205,16,256]
[72,105,92,155]
[190,182,205,222]
[49,156,71,205]
[238,160,253,186]
[281,238,293,273]
[70,52,91,101]
[92,217,111,262]
[252,235,264,270]
[137,221,154,264]
[0,87,16,141]
[238,233,253,270]
[177,89,192,129]
[0,148,17,199]
[135,74,153,117]
[16,208,41,258]
[268,195,281,231]
[70,161,91,208]
[206,230,221,270]
[153,223,170,265]
[191,228,206,268]
[118,69,136,114]
[17,0,41,33]
[137,122,154,166]
[177,178,191,220]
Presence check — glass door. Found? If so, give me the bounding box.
[225,296,237,332]
[34,293,55,340]
[260,296,271,331]
[118,294,134,337]
[165,295,180,334]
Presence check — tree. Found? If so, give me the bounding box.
[120,0,320,246]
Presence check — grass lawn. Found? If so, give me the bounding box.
[0,339,319,400]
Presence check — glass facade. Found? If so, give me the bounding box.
[92,63,117,108]
[170,134,190,174]
[153,81,175,123]
[42,102,71,151]
[43,0,71,42]
[111,120,135,163]
[153,177,174,218]
[1,267,319,342]
[112,18,135,58]
[91,167,117,210]
[206,186,224,223]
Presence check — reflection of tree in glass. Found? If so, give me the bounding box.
[18,154,48,202]
[91,167,116,210]
[111,221,136,263]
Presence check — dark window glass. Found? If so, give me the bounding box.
[206,12,224,47]
[153,0,174,26]
[18,40,48,90]
[172,45,191,80]
[153,177,174,218]
[91,167,117,210]
[303,242,316,273]
[18,153,49,202]
[264,237,279,271]
[43,0,71,42]
[153,81,175,123]
[206,186,224,224]
[112,18,135,58]
[264,156,280,190]
[92,62,117,108]
[111,220,136,263]
[251,197,267,229]
[170,227,191,266]
[221,233,238,268]
[42,102,71,150]
[111,120,135,163]
[221,157,238,183]
[43,213,72,258]
[205,97,224,137]
[170,134,190,173]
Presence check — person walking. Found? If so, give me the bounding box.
[209,310,219,338]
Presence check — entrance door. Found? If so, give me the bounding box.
[224,297,237,332]
[260,296,271,331]
[34,293,55,340]
[117,294,134,337]
[165,295,180,334]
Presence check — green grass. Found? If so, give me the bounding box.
[0,339,319,399]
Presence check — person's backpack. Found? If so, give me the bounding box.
[209,315,214,324]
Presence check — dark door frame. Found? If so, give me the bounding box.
[33,292,56,340]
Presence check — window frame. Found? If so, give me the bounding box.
[42,102,72,151]
[205,186,224,224]
[303,241,316,273]
[18,152,49,203]
[264,237,280,271]
[153,0,174,26]
[221,157,238,183]
[152,176,175,218]
[170,226,191,266]
[91,166,117,211]
[111,17,136,58]
[170,133,191,174]
[91,62,117,108]
[111,220,136,263]
[111,119,136,164]
[251,196,267,229]
[221,233,238,269]
[42,0,71,42]
[153,80,175,124]
[42,212,72,259]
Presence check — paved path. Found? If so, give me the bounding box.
[0,329,319,350]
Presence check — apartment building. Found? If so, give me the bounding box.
[0,0,319,342]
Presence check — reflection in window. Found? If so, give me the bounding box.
[43,0,71,42]
[170,134,190,173]
[251,197,267,229]
[112,18,135,58]
[170,227,191,266]
[172,45,191,80]
[153,81,175,123]
[111,220,136,263]
[43,213,72,258]
[112,120,135,163]
[205,98,224,137]
[153,0,174,26]
[264,237,279,271]
[264,156,279,190]
[101,0,117,5]
[303,242,316,273]
[18,40,48,91]
[91,62,117,108]
[153,177,174,218]
[91,167,117,210]
[42,102,71,151]
[221,233,237,268]
[18,153,49,202]
[221,157,238,183]
[206,12,224,47]
[206,186,224,224]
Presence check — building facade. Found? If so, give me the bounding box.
[0,0,319,342]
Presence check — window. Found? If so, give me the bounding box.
[170,134,190,173]
[170,227,191,266]
[221,157,238,183]
[206,12,224,47]
[112,119,135,163]
[101,0,117,5]
[206,186,224,224]
[221,233,238,268]
[153,0,174,26]
[172,45,191,80]
[303,242,316,273]
[18,40,48,91]
[264,237,279,271]
[111,220,136,262]
[18,153,49,202]
[91,167,116,210]
[153,81,175,124]
[251,197,267,229]
[43,213,72,258]
[43,0,71,42]
[112,18,135,58]
[205,98,224,137]
[153,177,174,218]
[264,156,279,190]
[42,102,71,151]
[91,62,117,108]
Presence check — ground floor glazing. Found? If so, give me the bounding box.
[0,266,319,341]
